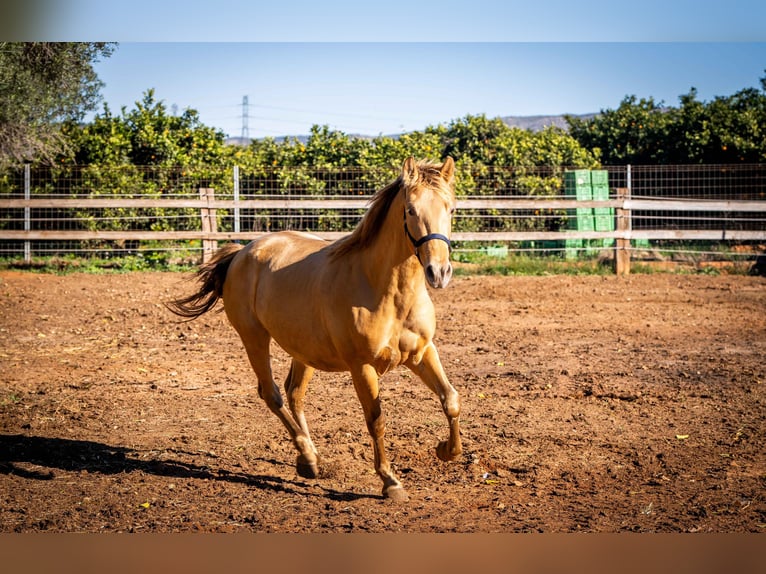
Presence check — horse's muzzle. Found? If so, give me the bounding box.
[425,262,453,289]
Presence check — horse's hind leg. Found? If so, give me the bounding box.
[236,326,319,477]
[284,360,319,478]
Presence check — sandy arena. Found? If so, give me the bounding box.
[1,271,764,532]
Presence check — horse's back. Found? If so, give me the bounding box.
[225,230,332,309]
[250,230,327,267]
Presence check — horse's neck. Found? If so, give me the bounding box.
[362,201,425,304]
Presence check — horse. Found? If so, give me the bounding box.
[166,157,462,501]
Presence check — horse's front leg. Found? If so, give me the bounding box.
[406,343,462,462]
[350,364,409,502]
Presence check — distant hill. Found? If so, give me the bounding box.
[500,113,597,131]
[225,136,252,146]
[224,113,598,146]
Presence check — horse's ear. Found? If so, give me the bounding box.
[402,156,418,186]
[440,156,455,183]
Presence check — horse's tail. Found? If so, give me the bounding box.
[165,243,244,320]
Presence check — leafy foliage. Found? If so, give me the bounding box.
[567,73,766,164]
[54,98,599,234]
[0,42,115,167]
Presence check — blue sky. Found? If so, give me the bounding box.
[39,1,766,42]
[90,42,766,139]
[10,0,766,139]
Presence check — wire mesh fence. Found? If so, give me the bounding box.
[1,163,764,267]
[627,164,766,233]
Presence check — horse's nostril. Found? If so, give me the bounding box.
[425,265,436,284]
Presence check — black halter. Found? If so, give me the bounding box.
[403,211,452,263]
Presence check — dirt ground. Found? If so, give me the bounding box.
[1,270,764,533]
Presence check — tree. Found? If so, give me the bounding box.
[432,114,597,168]
[0,42,115,167]
[567,73,766,164]
[566,96,671,165]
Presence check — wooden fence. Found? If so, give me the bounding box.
[2,190,765,274]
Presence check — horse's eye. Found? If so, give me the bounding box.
[407,206,415,216]
[450,207,456,215]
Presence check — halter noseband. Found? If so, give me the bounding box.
[403,211,452,262]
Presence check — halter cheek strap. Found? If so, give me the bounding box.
[403,212,452,262]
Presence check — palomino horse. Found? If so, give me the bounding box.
[167,157,462,501]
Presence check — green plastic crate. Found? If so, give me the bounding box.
[590,170,609,186]
[593,207,614,231]
[594,238,615,248]
[483,245,509,258]
[564,170,592,200]
[568,207,595,230]
[591,184,610,201]
[564,239,583,259]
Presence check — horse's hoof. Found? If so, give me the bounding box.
[383,484,409,503]
[436,440,460,462]
[296,456,319,479]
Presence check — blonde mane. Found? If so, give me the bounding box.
[329,160,454,260]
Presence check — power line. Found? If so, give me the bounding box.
[199,96,432,137]
[248,102,421,124]
[174,92,434,130]
[199,96,425,124]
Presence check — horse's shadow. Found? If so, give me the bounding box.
[0,434,375,502]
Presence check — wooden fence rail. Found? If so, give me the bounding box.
[3,198,766,211]
[2,192,765,274]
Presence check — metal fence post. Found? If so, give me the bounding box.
[24,164,30,262]
[233,165,240,235]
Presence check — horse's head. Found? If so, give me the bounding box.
[401,156,457,289]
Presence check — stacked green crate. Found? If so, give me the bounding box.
[563,170,593,258]
[591,170,614,248]
[634,238,651,249]
[564,170,593,201]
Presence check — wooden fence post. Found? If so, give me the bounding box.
[199,188,217,263]
[614,187,631,275]
[24,164,31,263]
